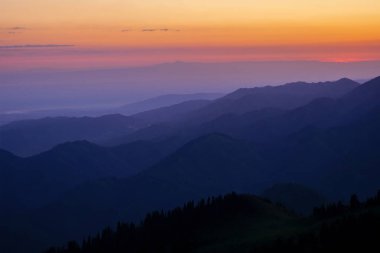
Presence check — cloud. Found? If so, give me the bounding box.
[2,27,28,32]
[140,28,180,32]
[120,27,181,33]
[0,44,75,49]
[2,26,28,35]
[9,27,27,30]
[142,28,156,32]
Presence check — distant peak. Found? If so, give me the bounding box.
[342,75,380,102]
[337,77,353,82]
[357,75,380,88]
[335,77,358,85]
[284,78,358,87]
[367,75,380,83]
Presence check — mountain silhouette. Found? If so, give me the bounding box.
[0,114,147,156]
[117,93,223,115]
[2,76,380,253]
[186,78,359,123]
[0,78,359,156]
[104,78,360,145]
[132,99,211,124]
[0,138,180,213]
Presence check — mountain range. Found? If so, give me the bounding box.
[1,76,380,253]
[0,78,359,156]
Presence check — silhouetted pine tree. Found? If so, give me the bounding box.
[46,191,380,253]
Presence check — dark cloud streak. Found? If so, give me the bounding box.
[142,29,156,32]
[136,28,180,32]
[9,27,27,30]
[120,26,181,33]
[0,44,75,49]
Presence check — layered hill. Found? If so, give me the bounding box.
[0,78,359,155]
[2,76,380,253]
[188,78,359,123]
[0,138,181,212]
[0,114,147,156]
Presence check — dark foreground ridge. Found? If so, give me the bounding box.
[45,190,380,253]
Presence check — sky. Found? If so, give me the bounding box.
[1,1,380,114]
[1,0,380,70]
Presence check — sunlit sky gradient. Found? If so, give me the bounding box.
[1,0,380,113]
[1,0,380,69]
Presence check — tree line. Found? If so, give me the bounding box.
[45,191,380,253]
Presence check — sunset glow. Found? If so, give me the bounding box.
[1,0,380,69]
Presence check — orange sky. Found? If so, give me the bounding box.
[1,0,380,66]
